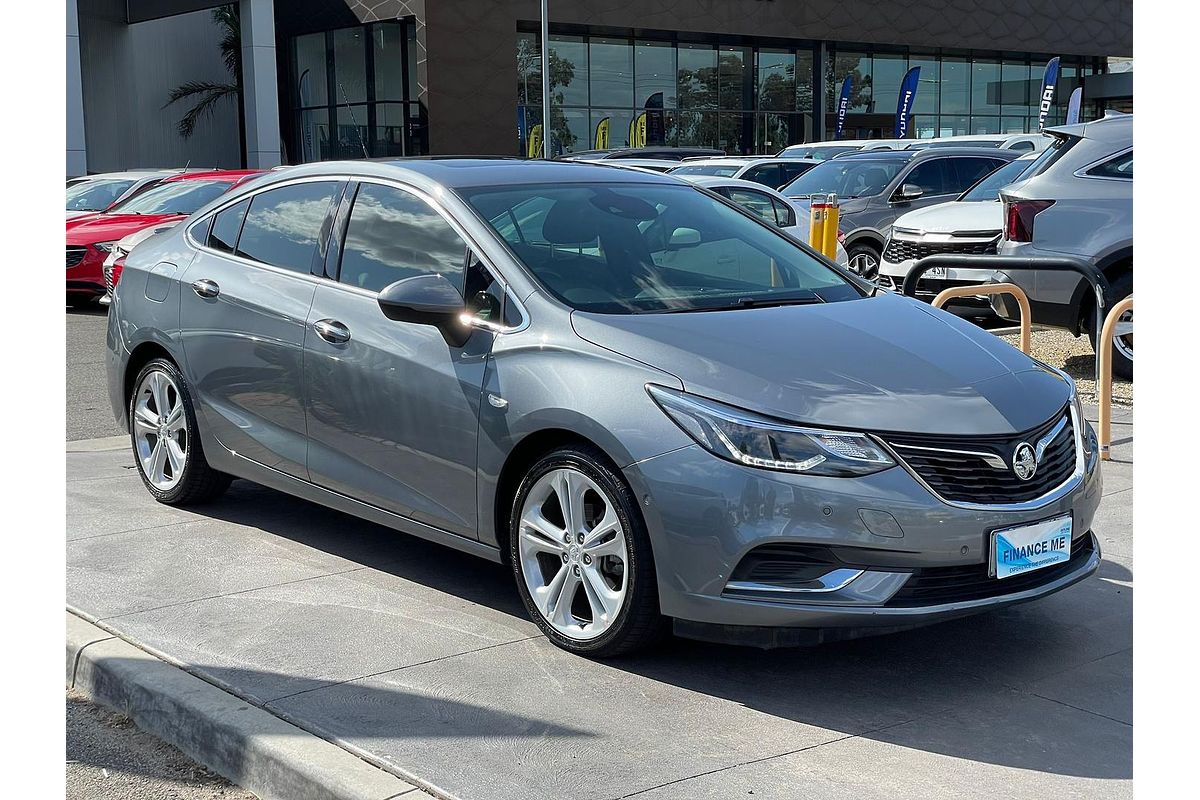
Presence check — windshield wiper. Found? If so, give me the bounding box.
[658,292,826,313]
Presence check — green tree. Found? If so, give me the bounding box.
[516,38,579,153]
[164,6,241,139]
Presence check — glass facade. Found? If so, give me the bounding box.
[516,31,816,156]
[290,21,425,162]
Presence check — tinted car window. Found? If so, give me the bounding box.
[1088,150,1133,179]
[1009,140,1035,152]
[903,159,951,195]
[208,198,249,254]
[958,158,1031,202]
[338,183,468,292]
[950,157,1006,192]
[771,198,795,227]
[741,164,781,188]
[669,164,742,177]
[779,162,815,184]
[111,180,233,216]
[782,158,906,199]
[236,181,339,273]
[66,179,137,211]
[725,188,779,225]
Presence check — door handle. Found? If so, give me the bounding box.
[314,319,351,344]
[190,279,220,298]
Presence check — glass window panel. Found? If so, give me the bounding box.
[340,183,467,293]
[941,58,969,115]
[939,115,970,136]
[373,103,407,157]
[719,112,753,154]
[725,188,778,224]
[335,105,370,158]
[635,41,676,109]
[372,23,405,101]
[828,52,871,112]
[911,114,938,139]
[589,38,632,108]
[909,54,939,115]
[406,104,428,155]
[971,60,1002,116]
[795,49,814,111]
[331,27,367,105]
[903,158,952,196]
[757,49,795,111]
[295,32,328,108]
[677,45,717,109]
[872,53,908,116]
[550,108,589,155]
[237,182,339,273]
[1001,116,1028,133]
[1001,60,1030,116]
[719,47,751,110]
[970,116,1001,134]
[590,109,637,149]
[516,32,541,105]
[756,112,800,154]
[208,198,249,254]
[296,107,330,161]
[407,24,418,101]
[549,36,587,107]
[675,110,719,147]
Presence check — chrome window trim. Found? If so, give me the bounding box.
[876,402,1085,512]
[184,172,530,335]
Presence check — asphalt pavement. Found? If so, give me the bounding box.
[67,307,124,442]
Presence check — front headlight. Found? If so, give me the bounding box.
[647,385,895,477]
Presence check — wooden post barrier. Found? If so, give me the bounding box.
[932,283,1032,354]
[1098,295,1133,461]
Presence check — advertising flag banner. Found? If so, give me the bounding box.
[527,124,543,159]
[894,66,921,139]
[1065,86,1083,125]
[834,76,853,139]
[595,116,611,149]
[1037,57,1061,131]
[630,112,648,148]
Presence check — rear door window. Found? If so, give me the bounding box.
[207,198,249,254]
[1087,150,1133,179]
[236,182,340,273]
[902,159,952,196]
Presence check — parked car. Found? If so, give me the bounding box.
[107,158,1101,657]
[65,170,172,219]
[875,153,1040,311]
[991,113,1133,378]
[675,175,849,266]
[905,134,1051,153]
[560,147,725,162]
[67,170,263,308]
[599,158,680,173]
[777,142,866,160]
[667,158,819,189]
[781,148,1018,278]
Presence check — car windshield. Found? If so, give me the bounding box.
[958,158,1034,202]
[781,158,905,198]
[66,179,137,211]
[464,182,860,314]
[108,180,231,216]
[668,164,742,177]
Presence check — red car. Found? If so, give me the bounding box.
[67,170,263,308]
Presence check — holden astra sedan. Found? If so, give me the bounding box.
[67,170,262,308]
[106,160,1102,657]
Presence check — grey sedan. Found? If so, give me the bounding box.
[106,159,1102,656]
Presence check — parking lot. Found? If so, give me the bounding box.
[66,308,1132,800]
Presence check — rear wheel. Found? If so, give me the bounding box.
[129,358,231,505]
[509,445,666,657]
[1088,272,1133,381]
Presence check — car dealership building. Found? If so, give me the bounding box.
[67,0,1132,175]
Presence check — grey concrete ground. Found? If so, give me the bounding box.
[67,688,256,800]
[67,307,124,442]
[66,407,1133,800]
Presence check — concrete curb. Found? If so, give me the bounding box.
[66,611,422,800]
[67,434,128,452]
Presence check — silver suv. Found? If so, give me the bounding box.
[991,114,1133,378]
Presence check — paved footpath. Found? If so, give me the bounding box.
[66,408,1133,800]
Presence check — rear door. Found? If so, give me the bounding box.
[179,178,342,478]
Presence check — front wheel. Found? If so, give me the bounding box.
[846,243,881,281]
[1088,272,1133,381]
[129,358,231,505]
[509,445,666,657]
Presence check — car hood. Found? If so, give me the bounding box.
[892,201,1002,235]
[66,213,185,244]
[571,292,1070,436]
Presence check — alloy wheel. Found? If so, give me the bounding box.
[517,467,629,641]
[1112,308,1133,363]
[848,251,879,280]
[132,369,188,491]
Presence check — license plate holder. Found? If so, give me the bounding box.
[990,514,1073,580]
[925,266,947,279]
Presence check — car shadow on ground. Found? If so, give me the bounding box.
[143,478,1133,781]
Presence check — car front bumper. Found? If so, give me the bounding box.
[623,425,1103,644]
[877,255,1000,309]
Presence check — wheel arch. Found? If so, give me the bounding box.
[123,340,177,424]
[844,229,885,254]
[1070,247,1133,335]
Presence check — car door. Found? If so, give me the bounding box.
[179,178,342,478]
[302,180,496,539]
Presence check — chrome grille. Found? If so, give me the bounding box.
[883,237,998,263]
[881,407,1078,505]
[66,246,87,268]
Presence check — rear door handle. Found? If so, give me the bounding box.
[313,319,351,344]
[190,279,220,298]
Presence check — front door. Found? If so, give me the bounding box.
[179,180,341,478]
[303,180,495,539]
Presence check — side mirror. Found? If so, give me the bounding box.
[377,273,470,346]
[893,183,924,202]
[667,227,701,249]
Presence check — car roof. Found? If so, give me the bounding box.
[837,147,1017,162]
[75,170,171,181]
[679,175,789,196]
[161,169,266,183]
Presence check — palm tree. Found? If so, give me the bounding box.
[164,6,241,138]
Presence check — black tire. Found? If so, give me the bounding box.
[1088,272,1133,381]
[508,444,667,658]
[846,242,881,280]
[129,358,231,505]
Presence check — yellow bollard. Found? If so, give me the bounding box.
[808,194,827,252]
[822,193,840,260]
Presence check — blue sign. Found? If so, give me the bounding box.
[1037,57,1061,131]
[834,76,853,140]
[1065,86,1083,125]
[894,66,921,139]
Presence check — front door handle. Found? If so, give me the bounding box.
[190,279,220,298]
[314,319,352,344]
